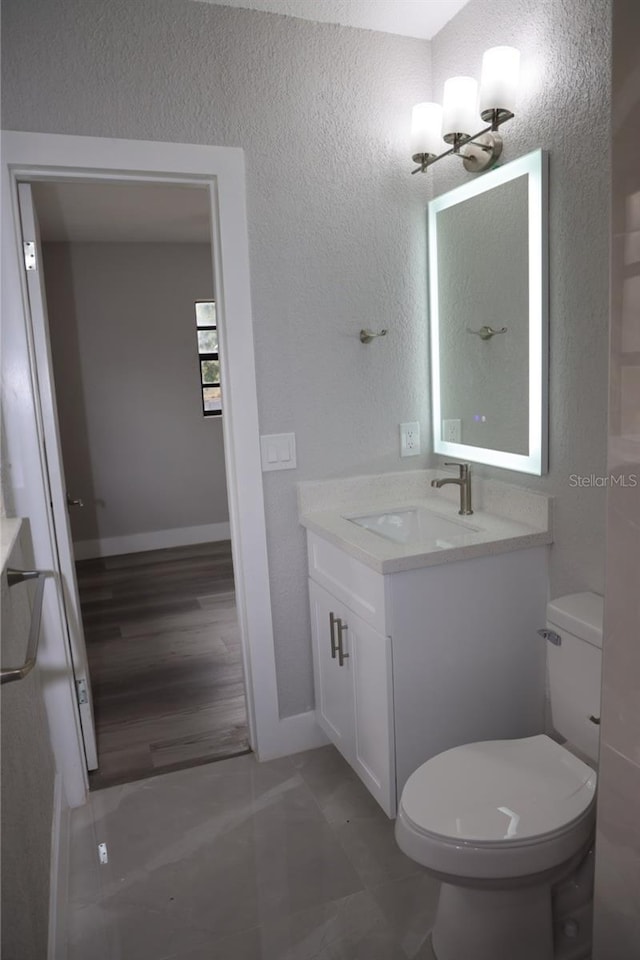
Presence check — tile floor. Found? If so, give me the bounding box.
[67,745,439,959]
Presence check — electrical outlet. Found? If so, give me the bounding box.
[442,419,461,443]
[400,421,421,457]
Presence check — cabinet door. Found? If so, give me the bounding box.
[347,612,396,817]
[309,580,354,763]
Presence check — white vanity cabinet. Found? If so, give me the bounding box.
[308,534,396,816]
[306,528,550,820]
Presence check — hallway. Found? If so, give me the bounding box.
[67,746,439,959]
[77,541,249,789]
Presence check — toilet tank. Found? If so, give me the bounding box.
[545,592,604,764]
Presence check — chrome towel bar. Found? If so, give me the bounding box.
[1,569,50,684]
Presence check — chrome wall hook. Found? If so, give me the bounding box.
[468,325,507,341]
[360,328,388,344]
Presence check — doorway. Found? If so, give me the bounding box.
[2,133,288,808]
[31,179,249,787]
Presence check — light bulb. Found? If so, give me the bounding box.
[411,102,444,161]
[442,76,479,143]
[479,46,520,121]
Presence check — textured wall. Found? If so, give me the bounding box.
[593,0,640,954]
[1,0,612,718]
[43,242,228,545]
[1,0,432,716]
[1,524,56,960]
[431,0,611,599]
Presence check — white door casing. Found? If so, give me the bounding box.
[1,132,324,805]
[16,182,99,769]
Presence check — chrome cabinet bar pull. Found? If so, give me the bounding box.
[337,620,349,667]
[1,570,50,684]
[329,612,338,658]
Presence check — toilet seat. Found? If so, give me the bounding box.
[401,734,596,843]
[396,735,597,880]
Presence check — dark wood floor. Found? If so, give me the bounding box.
[76,541,249,790]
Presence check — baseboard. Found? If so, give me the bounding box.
[73,521,231,560]
[48,774,70,960]
[256,709,329,762]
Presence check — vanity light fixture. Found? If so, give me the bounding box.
[411,46,520,175]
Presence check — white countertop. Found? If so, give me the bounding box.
[298,470,553,575]
[0,518,22,572]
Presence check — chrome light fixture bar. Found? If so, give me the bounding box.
[411,47,520,175]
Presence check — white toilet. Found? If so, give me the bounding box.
[395,592,603,960]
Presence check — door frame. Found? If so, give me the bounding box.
[1,131,285,805]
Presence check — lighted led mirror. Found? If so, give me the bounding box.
[429,149,549,474]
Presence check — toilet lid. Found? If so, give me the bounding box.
[401,735,597,844]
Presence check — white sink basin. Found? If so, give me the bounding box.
[348,507,479,547]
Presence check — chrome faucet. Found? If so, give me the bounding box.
[431,462,473,515]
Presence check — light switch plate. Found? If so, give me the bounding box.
[400,421,421,457]
[260,432,297,471]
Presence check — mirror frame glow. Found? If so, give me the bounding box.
[429,149,549,475]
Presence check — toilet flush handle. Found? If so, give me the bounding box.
[537,628,561,646]
[589,715,601,725]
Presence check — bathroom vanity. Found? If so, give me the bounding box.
[299,470,553,816]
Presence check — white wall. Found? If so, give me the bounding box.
[430,0,611,599]
[0,0,433,716]
[593,0,640,953]
[42,241,229,557]
[1,0,611,718]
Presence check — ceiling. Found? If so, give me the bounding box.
[32,2,473,241]
[193,0,471,40]
[33,181,211,243]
